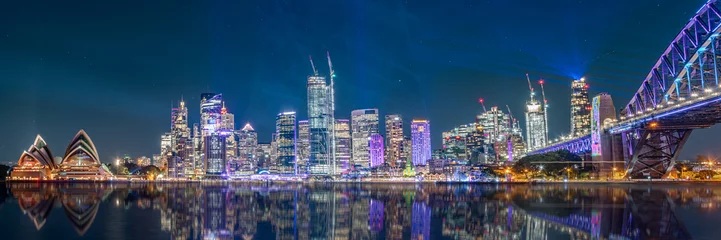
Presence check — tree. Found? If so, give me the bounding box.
[513,150,582,179]
[697,170,716,179]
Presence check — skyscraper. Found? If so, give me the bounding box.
[369,133,384,168]
[477,106,511,143]
[351,109,379,168]
[200,93,223,137]
[384,115,403,167]
[525,99,547,150]
[191,123,203,176]
[411,119,431,166]
[220,103,237,170]
[170,98,191,178]
[237,123,258,174]
[204,134,227,177]
[334,119,351,173]
[571,77,591,136]
[307,74,331,174]
[297,120,310,174]
[441,123,477,161]
[275,112,297,174]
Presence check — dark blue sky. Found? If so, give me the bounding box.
[0,0,715,162]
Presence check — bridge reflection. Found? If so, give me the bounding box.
[5,183,716,239]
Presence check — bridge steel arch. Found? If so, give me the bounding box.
[616,1,721,179]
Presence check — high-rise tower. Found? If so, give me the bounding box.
[369,133,384,168]
[307,73,331,174]
[297,120,310,174]
[525,75,548,151]
[571,77,591,136]
[275,112,297,174]
[411,119,431,166]
[334,119,351,173]
[237,123,258,174]
[384,115,403,167]
[351,109,379,168]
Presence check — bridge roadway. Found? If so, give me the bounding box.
[528,0,721,179]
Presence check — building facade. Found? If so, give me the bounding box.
[334,119,351,173]
[237,123,257,174]
[411,120,431,166]
[384,114,403,167]
[275,112,297,174]
[525,99,547,151]
[351,109,379,168]
[307,75,332,174]
[296,120,310,174]
[369,133,384,168]
[571,77,591,137]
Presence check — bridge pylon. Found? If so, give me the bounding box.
[622,129,692,179]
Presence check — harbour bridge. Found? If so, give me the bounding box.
[528,0,721,179]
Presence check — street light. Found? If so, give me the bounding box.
[612,167,617,180]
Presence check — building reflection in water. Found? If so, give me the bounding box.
[5,183,710,239]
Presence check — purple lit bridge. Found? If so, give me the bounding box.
[529,0,721,179]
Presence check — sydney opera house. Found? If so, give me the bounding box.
[8,130,113,181]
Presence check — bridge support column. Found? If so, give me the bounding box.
[624,129,692,179]
[595,132,625,179]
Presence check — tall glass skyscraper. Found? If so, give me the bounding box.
[200,93,226,177]
[334,119,351,173]
[307,75,331,174]
[297,120,310,174]
[411,119,431,166]
[369,133,384,168]
[200,93,223,137]
[275,112,297,174]
[571,77,591,136]
[237,123,257,174]
[351,109,379,168]
[525,99,547,150]
[384,114,403,167]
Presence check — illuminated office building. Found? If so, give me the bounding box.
[477,106,511,143]
[411,119,431,166]
[441,123,477,160]
[351,109,379,168]
[275,112,297,174]
[297,120,310,174]
[255,143,272,171]
[525,99,547,150]
[401,136,412,168]
[237,123,257,174]
[307,74,331,174]
[190,123,203,176]
[334,119,351,173]
[384,114,403,167]
[160,132,172,169]
[200,93,223,136]
[571,77,591,136]
[204,133,227,177]
[220,104,237,174]
[368,133,384,168]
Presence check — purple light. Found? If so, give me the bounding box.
[369,134,384,168]
[411,120,431,166]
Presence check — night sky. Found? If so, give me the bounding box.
[0,0,716,163]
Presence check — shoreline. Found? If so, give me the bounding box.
[6,179,721,184]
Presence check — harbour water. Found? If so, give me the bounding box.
[0,182,719,239]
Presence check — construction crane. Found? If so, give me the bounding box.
[309,55,318,76]
[539,79,550,143]
[478,98,488,113]
[327,51,336,175]
[505,105,515,129]
[526,73,535,100]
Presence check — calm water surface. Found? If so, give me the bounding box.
[1,182,720,239]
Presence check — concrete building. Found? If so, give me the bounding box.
[275,112,297,174]
[369,133,384,168]
[334,119,351,173]
[571,77,591,136]
[384,114,403,167]
[351,109,379,168]
[411,120,431,166]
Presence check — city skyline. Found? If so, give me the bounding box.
[1,1,718,162]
